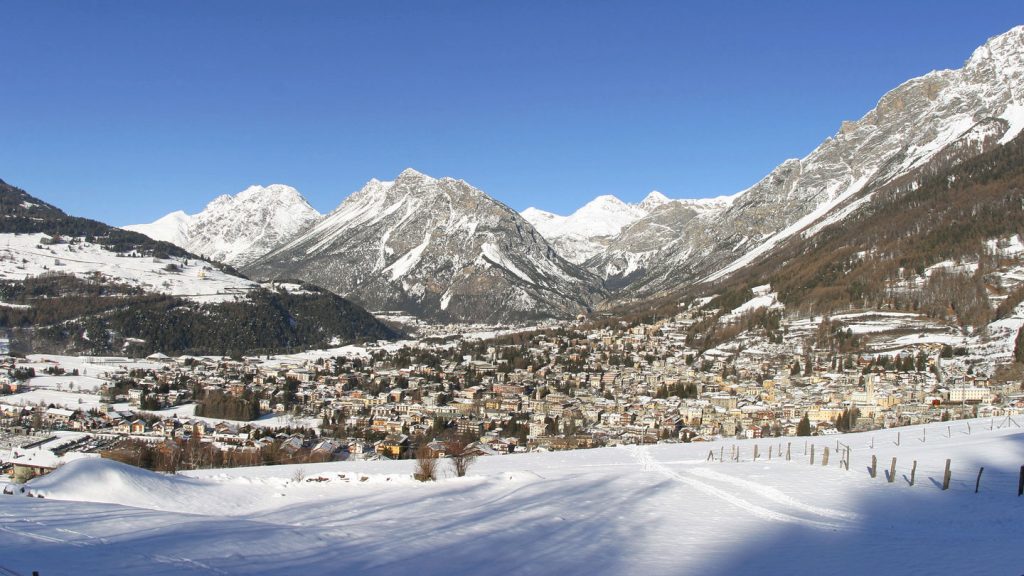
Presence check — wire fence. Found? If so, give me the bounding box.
[704,417,1024,496]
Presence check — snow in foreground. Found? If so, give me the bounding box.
[3,419,1024,575]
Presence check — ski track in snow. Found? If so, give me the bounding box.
[687,467,859,521]
[151,554,230,575]
[626,445,850,529]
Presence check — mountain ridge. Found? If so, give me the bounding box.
[245,169,605,323]
[596,25,1024,302]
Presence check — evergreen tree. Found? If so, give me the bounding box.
[796,413,812,436]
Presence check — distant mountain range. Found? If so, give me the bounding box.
[106,25,1024,327]
[244,169,605,323]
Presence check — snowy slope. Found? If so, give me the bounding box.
[0,232,257,303]
[123,210,190,246]
[3,418,1022,575]
[125,184,321,267]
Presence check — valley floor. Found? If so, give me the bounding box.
[2,418,1023,575]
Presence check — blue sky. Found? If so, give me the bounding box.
[2,2,1023,225]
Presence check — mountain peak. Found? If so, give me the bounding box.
[973,25,1024,61]
[584,194,627,208]
[235,184,307,204]
[638,190,671,210]
[521,207,556,220]
[397,167,432,181]
[126,184,321,267]
[123,210,192,246]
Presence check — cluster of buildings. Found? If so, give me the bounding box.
[2,305,1023,475]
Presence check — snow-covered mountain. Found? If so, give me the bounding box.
[126,26,1024,319]
[125,210,191,246]
[522,194,649,240]
[125,184,321,267]
[0,178,395,355]
[605,25,1024,298]
[245,168,605,323]
[521,191,715,264]
[521,195,643,264]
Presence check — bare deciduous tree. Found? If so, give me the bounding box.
[445,436,477,477]
[413,443,437,482]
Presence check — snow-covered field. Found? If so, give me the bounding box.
[0,389,105,412]
[143,402,322,430]
[2,418,1022,575]
[0,233,256,303]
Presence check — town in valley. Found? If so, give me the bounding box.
[5,279,1021,480]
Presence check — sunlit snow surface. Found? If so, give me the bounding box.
[0,233,256,303]
[2,418,1022,575]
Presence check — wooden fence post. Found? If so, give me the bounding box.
[823,447,829,467]
[786,442,791,461]
[910,460,917,486]
[720,446,724,462]
[888,457,896,483]
[1017,466,1023,496]
[768,445,773,460]
[870,455,877,478]
[942,459,951,490]
[921,428,926,443]
[754,444,759,461]
[975,467,984,493]
[810,444,815,465]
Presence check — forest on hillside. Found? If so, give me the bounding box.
[0,273,398,356]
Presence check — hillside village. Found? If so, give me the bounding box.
[3,288,1022,480]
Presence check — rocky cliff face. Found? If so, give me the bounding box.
[244,169,605,323]
[606,25,1024,300]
